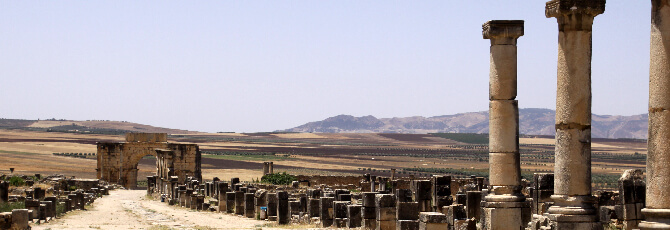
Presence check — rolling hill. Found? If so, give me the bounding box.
[281,108,649,139]
[0,118,200,135]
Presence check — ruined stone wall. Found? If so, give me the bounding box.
[295,175,365,187]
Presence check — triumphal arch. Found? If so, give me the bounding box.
[96,133,201,188]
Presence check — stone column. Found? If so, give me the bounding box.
[244,193,255,218]
[263,162,270,175]
[362,192,378,230]
[320,197,335,227]
[0,181,7,203]
[277,191,290,225]
[545,0,605,229]
[482,20,527,230]
[375,194,397,230]
[641,1,670,229]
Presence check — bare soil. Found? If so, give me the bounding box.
[33,189,266,230]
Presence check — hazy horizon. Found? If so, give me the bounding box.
[1,1,651,132]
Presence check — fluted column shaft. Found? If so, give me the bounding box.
[545,1,605,228]
[641,1,670,229]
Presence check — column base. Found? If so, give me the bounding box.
[548,195,596,215]
[545,213,601,230]
[483,202,530,230]
[639,208,670,229]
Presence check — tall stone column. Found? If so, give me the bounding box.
[482,20,527,230]
[545,0,605,229]
[640,1,670,229]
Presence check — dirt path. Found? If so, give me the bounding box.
[33,190,266,230]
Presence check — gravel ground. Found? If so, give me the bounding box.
[32,189,267,230]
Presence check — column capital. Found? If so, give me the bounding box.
[482,20,524,45]
[546,0,606,31]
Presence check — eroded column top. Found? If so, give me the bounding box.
[482,20,524,45]
[545,0,605,31]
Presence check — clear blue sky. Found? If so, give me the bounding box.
[0,1,650,133]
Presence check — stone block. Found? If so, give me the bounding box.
[419,222,447,230]
[456,194,467,205]
[363,206,377,219]
[483,207,524,230]
[307,198,320,217]
[376,219,395,230]
[363,192,380,207]
[244,193,255,218]
[376,194,396,208]
[419,212,448,223]
[277,191,289,200]
[234,191,245,214]
[433,176,451,194]
[299,195,307,213]
[377,207,397,221]
[363,218,377,230]
[534,173,554,190]
[320,197,334,221]
[338,194,352,202]
[434,196,453,211]
[489,100,519,153]
[453,218,476,230]
[321,217,333,228]
[411,180,432,201]
[466,191,481,220]
[418,199,431,212]
[225,192,235,213]
[334,201,350,219]
[289,200,301,215]
[307,189,321,199]
[277,197,289,225]
[334,218,347,228]
[397,220,420,230]
[11,209,29,230]
[397,202,420,220]
[347,204,363,228]
[396,189,413,203]
[446,204,467,226]
[620,203,644,221]
[600,205,616,222]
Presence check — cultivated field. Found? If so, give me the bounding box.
[0,129,647,190]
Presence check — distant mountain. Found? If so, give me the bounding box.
[0,118,200,135]
[281,108,649,139]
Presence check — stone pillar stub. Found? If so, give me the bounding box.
[545,0,604,228]
[641,1,670,229]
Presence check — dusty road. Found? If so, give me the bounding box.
[33,190,266,230]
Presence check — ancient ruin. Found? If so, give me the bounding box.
[0,174,112,229]
[10,1,670,230]
[483,20,528,230]
[96,133,201,189]
[544,0,606,229]
[640,1,670,229]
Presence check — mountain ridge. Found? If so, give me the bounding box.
[281,108,649,139]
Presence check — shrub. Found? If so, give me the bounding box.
[8,176,24,187]
[0,201,24,212]
[261,172,297,185]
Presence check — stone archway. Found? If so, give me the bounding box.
[97,133,201,189]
